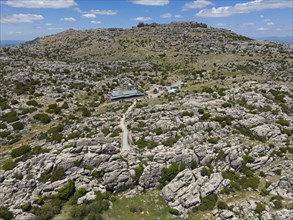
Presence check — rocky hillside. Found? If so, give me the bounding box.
[0,22,292,220]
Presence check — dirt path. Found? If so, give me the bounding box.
[120,100,136,152]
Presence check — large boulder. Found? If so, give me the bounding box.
[161,169,229,214]
[139,162,164,189]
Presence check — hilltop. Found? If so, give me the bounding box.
[0,22,292,220]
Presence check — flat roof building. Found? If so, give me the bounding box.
[107,89,144,101]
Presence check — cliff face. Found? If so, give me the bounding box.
[0,22,292,220]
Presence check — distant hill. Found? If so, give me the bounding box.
[256,36,293,44]
[0,40,25,47]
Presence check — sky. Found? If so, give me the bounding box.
[0,0,292,41]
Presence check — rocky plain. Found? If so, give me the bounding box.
[0,22,292,220]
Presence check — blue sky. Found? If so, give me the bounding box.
[1,0,292,41]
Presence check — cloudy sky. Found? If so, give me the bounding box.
[1,0,292,41]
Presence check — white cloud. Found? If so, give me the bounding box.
[90,10,118,16]
[62,17,76,22]
[91,20,102,25]
[257,27,269,31]
[45,23,53,26]
[48,27,64,31]
[1,13,44,23]
[160,13,172,18]
[267,21,274,25]
[197,0,293,17]
[82,13,96,18]
[130,17,152,21]
[131,0,169,6]
[174,15,183,18]
[263,18,271,22]
[260,15,264,18]
[4,0,76,8]
[182,0,213,11]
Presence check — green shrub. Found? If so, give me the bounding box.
[200,113,211,121]
[0,131,10,138]
[34,113,51,124]
[12,121,25,130]
[0,206,13,220]
[255,203,265,214]
[276,118,289,126]
[13,172,23,180]
[35,195,45,205]
[190,160,198,169]
[181,111,194,117]
[2,159,17,171]
[27,100,41,107]
[274,169,282,175]
[134,164,144,184]
[154,127,164,135]
[57,179,75,200]
[193,194,218,212]
[67,131,80,140]
[201,167,213,177]
[51,167,65,182]
[21,202,32,212]
[222,102,232,108]
[11,145,31,158]
[82,108,91,117]
[273,199,283,209]
[208,137,218,144]
[168,207,180,215]
[0,123,7,129]
[198,109,204,114]
[32,198,63,220]
[3,111,19,123]
[217,201,228,210]
[162,136,179,147]
[159,162,180,187]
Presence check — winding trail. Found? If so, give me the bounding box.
[120,100,136,152]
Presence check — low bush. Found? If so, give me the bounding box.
[32,198,63,220]
[57,179,75,200]
[255,203,265,214]
[168,207,180,215]
[12,121,25,131]
[34,113,51,124]
[134,164,144,184]
[193,194,218,212]
[159,162,181,188]
[276,118,289,126]
[21,202,32,212]
[11,145,31,158]
[0,206,13,220]
[2,159,17,171]
[217,201,229,210]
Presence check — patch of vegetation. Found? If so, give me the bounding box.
[134,164,144,184]
[200,113,211,121]
[57,179,75,200]
[192,194,218,212]
[11,145,31,158]
[181,111,194,117]
[159,162,185,188]
[34,113,51,124]
[162,136,180,147]
[217,201,229,210]
[2,111,19,123]
[0,206,13,220]
[276,118,289,126]
[2,159,17,171]
[12,121,25,131]
[200,166,213,178]
[255,203,265,214]
[135,136,157,149]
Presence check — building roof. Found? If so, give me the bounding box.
[109,89,144,100]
